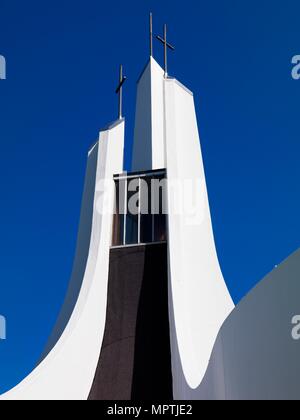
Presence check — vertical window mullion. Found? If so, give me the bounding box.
[138,177,141,245]
[152,177,155,243]
[123,178,127,246]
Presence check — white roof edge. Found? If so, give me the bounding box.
[88,118,125,155]
[166,77,194,96]
[100,118,125,133]
[88,141,98,156]
[136,57,164,85]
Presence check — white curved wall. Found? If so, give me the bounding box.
[164,78,234,396]
[0,120,125,400]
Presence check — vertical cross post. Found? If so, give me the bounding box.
[150,13,153,57]
[119,65,123,119]
[164,24,168,77]
[156,24,175,78]
[115,65,127,120]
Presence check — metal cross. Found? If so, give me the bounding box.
[156,24,175,77]
[150,12,153,57]
[115,64,127,120]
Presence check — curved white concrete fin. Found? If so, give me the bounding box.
[164,78,235,395]
[0,120,125,400]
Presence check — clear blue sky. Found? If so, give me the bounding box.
[0,0,300,393]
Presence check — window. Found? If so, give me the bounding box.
[112,170,167,247]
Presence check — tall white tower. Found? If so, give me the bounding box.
[131,53,234,397]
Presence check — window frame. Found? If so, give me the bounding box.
[112,169,167,248]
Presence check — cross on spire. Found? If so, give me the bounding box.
[115,65,127,120]
[149,13,153,57]
[156,24,175,77]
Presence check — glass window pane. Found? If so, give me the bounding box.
[152,175,167,242]
[125,214,138,244]
[154,213,167,242]
[140,177,152,243]
[112,181,124,246]
[126,178,139,245]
